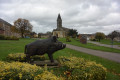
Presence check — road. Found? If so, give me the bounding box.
[66,44,120,63]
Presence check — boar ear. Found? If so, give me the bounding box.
[53,36,57,42]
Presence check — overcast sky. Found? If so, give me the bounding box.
[0,0,120,35]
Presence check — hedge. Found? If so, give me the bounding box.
[58,56,107,80]
[6,53,45,62]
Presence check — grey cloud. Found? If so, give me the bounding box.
[0,0,120,34]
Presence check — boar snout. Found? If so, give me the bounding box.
[62,44,66,48]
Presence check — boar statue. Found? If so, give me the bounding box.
[24,36,66,63]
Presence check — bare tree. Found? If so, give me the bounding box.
[108,30,119,47]
[14,18,33,38]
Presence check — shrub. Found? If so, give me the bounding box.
[0,35,5,40]
[0,61,65,80]
[90,38,97,41]
[58,56,107,80]
[66,36,71,42]
[5,36,11,40]
[0,61,42,80]
[10,36,19,40]
[7,53,26,62]
[0,35,19,40]
[30,55,46,61]
[5,36,19,40]
[34,71,64,80]
[6,53,46,62]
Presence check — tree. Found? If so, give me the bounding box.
[10,26,19,33]
[95,32,105,42]
[46,31,52,38]
[30,32,36,38]
[38,33,42,38]
[108,30,119,47]
[68,29,78,38]
[14,18,33,38]
[108,31,119,40]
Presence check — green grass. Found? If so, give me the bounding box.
[0,38,120,79]
[0,38,37,60]
[58,38,120,53]
[106,72,120,80]
[99,39,120,45]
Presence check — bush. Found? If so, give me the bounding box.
[34,71,64,80]
[90,38,97,41]
[30,55,46,61]
[0,35,5,40]
[0,61,65,80]
[7,53,26,62]
[0,61,42,80]
[5,36,19,40]
[10,36,19,40]
[0,35,19,40]
[6,53,46,62]
[66,36,71,42]
[58,56,107,80]
[5,36,11,40]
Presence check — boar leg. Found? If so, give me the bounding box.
[48,53,54,63]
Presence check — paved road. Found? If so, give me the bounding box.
[88,41,120,49]
[66,44,120,63]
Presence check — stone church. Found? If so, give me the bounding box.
[53,14,69,38]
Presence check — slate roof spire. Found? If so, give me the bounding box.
[57,13,61,20]
[57,13,62,29]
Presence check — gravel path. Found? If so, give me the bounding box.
[88,41,120,49]
[66,44,120,63]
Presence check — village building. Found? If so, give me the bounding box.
[0,18,20,38]
[53,14,69,38]
[38,32,52,38]
[78,34,95,40]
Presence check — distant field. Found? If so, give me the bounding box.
[58,38,120,53]
[0,38,120,80]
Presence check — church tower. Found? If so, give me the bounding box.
[53,13,69,38]
[57,14,62,30]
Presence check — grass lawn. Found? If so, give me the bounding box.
[99,39,120,45]
[0,38,37,60]
[0,38,120,80]
[58,38,120,53]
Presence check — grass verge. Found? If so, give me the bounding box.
[58,38,120,53]
[99,39,120,45]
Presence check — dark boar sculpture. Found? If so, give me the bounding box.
[24,36,66,63]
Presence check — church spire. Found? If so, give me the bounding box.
[57,13,61,20]
[57,13,62,29]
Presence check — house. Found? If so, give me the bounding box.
[0,18,20,38]
[38,32,52,38]
[78,34,95,40]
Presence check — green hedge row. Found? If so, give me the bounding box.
[0,35,19,40]
[6,53,46,62]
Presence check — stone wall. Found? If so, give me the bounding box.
[53,31,66,38]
